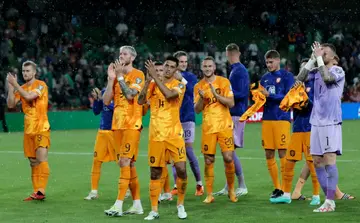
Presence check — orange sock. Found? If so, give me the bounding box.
[160,167,168,191]
[38,162,50,194]
[163,167,170,193]
[117,166,131,200]
[266,158,281,189]
[307,160,320,196]
[129,166,140,200]
[31,165,40,193]
[204,163,214,196]
[176,177,188,206]
[91,159,102,190]
[224,161,235,191]
[283,160,295,193]
[280,157,286,190]
[149,179,161,212]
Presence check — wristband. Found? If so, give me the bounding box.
[304,58,316,70]
[316,56,325,67]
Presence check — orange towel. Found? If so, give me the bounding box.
[239,83,266,122]
[279,85,309,112]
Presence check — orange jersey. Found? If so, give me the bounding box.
[147,79,186,141]
[112,68,145,130]
[194,76,233,134]
[15,80,50,134]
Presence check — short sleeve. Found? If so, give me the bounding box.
[172,81,186,97]
[130,71,145,92]
[194,83,200,104]
[31,82,47,97]
[223,79,234,97]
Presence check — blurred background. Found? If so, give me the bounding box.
[1,0,360,113]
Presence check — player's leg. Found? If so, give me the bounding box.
[304,132,321,205]
[33,132,51,200]
[183,121,203,196]
[271,132,302,204]
[23,133,39,201]
[171,164,178,195]
[274,121,291,194]
[160,152,172,202]
[85,130,106,200]
[144,141,164,220]
[291,163,310,200]
[215,119,247,197]
[311,125,337,212]
[201,132,217,203]
[170,138,188,219]
[125,130,143,214]
[218,129,237,202]
[104,130,131,217]
[262,121,281,198]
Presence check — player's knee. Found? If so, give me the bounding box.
[278,149,287,158]
[185,142,193,148]
[150,167,162,180]
[130,161,135,168]
[204,155,214,165]
[265,149,275,159]
[29,158,39,167]
[312,156,323,167]
[222,152,233,163]
[176,167,187,179]
[118,157,131,167]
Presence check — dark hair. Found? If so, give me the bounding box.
[265,50,280,59]
[226,43,240,52]
[165,56,179,67]
[173,51,188,59]
[321,43,336,53]
[154,61,163,66]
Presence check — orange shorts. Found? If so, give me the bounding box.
[201,129,234,155]
[113,129,141,161]
[148,137,186,167]
[287,132,312,161]
[261,121,290,150]
[23,131,51,158]
[93,130,116,162]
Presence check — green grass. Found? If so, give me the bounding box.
[0,121,359,222]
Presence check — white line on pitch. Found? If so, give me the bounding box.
[0,150,356,162]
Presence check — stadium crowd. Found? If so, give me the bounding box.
[1,2,360,111]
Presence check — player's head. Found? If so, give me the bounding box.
[154,61,164,79]
[265,50,281,72]
[163,56,179,79]
[225,43,241,64]
[201,56,216,78]
[173,51,188,72]
[320,43,336,65]
[22,61,37,82]
[119,46,137,66]
[300,58,309,70]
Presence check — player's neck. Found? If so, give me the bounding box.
[205,74,216,83]
[124,64,133,74]
[326,63,334,69]
[26,78,36,85]
[229,59,240,65]
[163,76,174,83]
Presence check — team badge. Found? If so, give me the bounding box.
[38,85,44,91]
[179,83,184,89]
[136,77,142,84]
[335,67,342,74]
[306,87,311,93]
[276,77,281,83]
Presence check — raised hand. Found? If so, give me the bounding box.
[145,60,156,78]
[107,63,116,80]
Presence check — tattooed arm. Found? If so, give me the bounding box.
[318,65,336,84]
[137,80,151,105]
[117,77,138,100]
